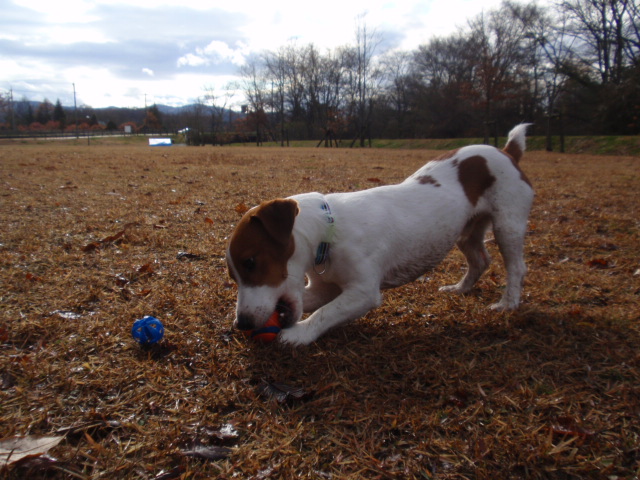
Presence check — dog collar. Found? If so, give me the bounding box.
[314,200,335,269]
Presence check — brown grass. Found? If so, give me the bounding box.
[1,144,639,479]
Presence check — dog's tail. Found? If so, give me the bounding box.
[503,124,531,164]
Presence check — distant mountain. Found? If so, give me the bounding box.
[1,100,241,129]
[155,104,201,115]
[84,104,203,115]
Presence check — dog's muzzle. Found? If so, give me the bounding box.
[234,297,295,332]
[235,314,254,331]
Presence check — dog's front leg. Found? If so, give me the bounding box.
[280,286,382,346]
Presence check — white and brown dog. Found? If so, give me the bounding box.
[226,124,534,346]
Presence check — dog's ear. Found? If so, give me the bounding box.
[251,199,299,246]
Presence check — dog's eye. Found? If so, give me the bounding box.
[242,257,256,272]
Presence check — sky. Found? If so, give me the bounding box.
[1,0,505,110]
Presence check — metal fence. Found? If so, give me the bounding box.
[0,130,173,140]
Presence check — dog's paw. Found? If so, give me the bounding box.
[489,300,519,311]
[278,323,317,347]
[439,284,467,294]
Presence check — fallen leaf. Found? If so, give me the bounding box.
[181,445,232,461]
[550,419,595,438]
[568,305,582,316]
[51,310,82,320]
[176,251,204,261]
[137,263,155,274]
[0,435,64,466]
[81,241,101,252]
[446,389,470,408]
[154,466,186,480]
[9,454,58,472]
[205,424,239,443]
[587,258,612,269]
[99,229,126,244]
[235,203,249,215]
[25,272,42,282]
[251,466,277,479]
[82,222,137,252]
[257,381,313,405]
[551,424,595,437]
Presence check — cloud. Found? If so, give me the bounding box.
[1,0,507,108]
[177,40,248,68]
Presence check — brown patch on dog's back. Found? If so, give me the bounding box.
[228,199,298,287]
[457,155,496,206]
[417,175,441,187]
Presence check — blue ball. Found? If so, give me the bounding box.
[132,316,164,345]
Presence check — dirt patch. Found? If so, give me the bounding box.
[1,145,639,479]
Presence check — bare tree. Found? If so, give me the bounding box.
[349,13,383,147]
[0,91,11,129]
[202,83,235,137]
[263,47,287,145]
[239,58,269,144]
[186,99,208,135]
[413,34,475,90]
[379,50,413,137]
[283,43,307,130]
[559,0,639,84]
[412,33,477,136]
[467,8,530,128]
[304,45,350,143]
[300,44,324,137]
[517,4,576,115]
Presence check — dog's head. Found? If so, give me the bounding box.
[226,198,303,332]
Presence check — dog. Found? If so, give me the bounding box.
[226,124,534,346]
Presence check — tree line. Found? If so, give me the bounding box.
[0,97,172,134]
[237,0,639,142]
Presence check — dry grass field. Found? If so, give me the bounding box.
[1,141,639,479]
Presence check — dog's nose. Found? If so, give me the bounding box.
[235,314,254,331]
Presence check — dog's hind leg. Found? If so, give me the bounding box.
[440,214,492,294]
[489,216,528,310]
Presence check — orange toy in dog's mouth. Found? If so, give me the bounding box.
[243,311,282,343]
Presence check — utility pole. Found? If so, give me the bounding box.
[73,83,78,138]
[9,88,15,131]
